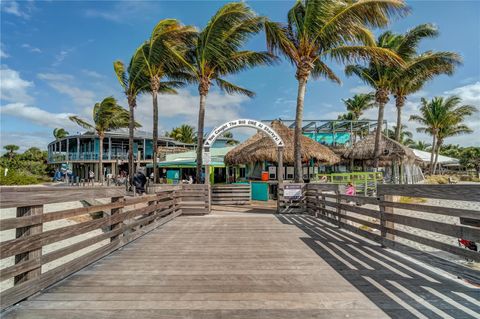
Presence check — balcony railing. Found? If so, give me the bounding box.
[49,152,138,162]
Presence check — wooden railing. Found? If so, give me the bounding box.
[211,184,251,206]
[0,184,209,310]
[147,184,210,215]
[303,183,480,283]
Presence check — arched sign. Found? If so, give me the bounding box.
[204,119,284,148]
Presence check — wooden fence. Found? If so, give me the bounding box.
[211,184,251,206]
[0,184,210,310]
[303,183,480,283]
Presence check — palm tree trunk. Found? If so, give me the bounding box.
[128,96,136,186]
[433,140,442,175]
[152,91,159,184]
[373,89,388,169]
[196,93,207,184]
[429,134,436,174]
[394,96,404,142]
[99,134,104,184]
[294,76,307,183]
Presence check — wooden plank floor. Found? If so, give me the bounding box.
[3,211,479,319]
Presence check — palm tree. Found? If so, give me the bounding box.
[408,140,431,151]
[434,124,473,174]
[342,93,375,120]
[409,96,477,174]
[3,145,19,159]
[169,124,196,144]
[170,2,275,183]
[223,131,239,145]
[114,49,149,184]
[389,24,461,141]
[345,31,406,169]
[341,93,375,142]
[69,97,140,183]
[266,0,406,180]
[53,128,69,140]
[387,125,414,145]
[140,19,195,183]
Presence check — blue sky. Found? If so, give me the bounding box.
[1,0,479,151]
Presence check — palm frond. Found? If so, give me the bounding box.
[311,59,341,83]
[69,116,94,131]
[215,78,255,98]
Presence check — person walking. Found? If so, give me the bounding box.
[133,167,147,195]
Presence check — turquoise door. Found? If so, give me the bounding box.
[251,182,269,201]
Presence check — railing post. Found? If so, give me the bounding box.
[379,194,395,247]
[336,190,342,228]
[110,196,124,242]
[321,192,326,217]
[315,188,319,217]
[14,205,43,285]
[206,185,211,213]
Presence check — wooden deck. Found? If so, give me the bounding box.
[3,210,479,319]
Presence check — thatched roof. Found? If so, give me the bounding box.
[343,132,417,164]
[224,121,340,165]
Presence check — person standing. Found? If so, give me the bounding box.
[88,170,95,186]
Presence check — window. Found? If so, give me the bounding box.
[239,167,246,178]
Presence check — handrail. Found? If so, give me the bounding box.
[0,184,210,310]
[281,183,480,283]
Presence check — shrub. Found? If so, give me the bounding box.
[425,175,449,184]
[0,167,48,185]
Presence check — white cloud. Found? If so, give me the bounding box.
[0,103,75,128]
[349,85,372,94]
[0,131,51,152]
[0,65,34,104]
[0,43,8,58]
[445,81,480,105]
[84,2,157,23]
[1,0,29,19]
[21,43,42,53]
[37,72,96,107]
[134,89,248,133]
[82,69,104,78]
[360,83,480,146]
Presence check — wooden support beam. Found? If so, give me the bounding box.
[14,205,43,285]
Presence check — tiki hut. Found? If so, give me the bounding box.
[343,132,423,183]
[343,132,417,164]
[225,120,340,165]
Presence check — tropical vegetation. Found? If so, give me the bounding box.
[167,2,275,183]
[387,125,414,146]
[265,0,407,180]
[114,50,149,184]
[409,96,477,174]
[69,97,139,183]
[346,23,460,168]
[139,19,195,183]
[0,146,51,185]
[53,128,69,140]
[167,124,197,144]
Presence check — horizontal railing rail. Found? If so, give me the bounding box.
[279,183,480,283]
[211,184,251,206]
[0,184,210,310]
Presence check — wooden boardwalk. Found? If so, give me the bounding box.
[3,210,480,319]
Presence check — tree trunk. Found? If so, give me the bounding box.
[394,95,405,142]
[429,133,436,174]
[99,134,104,184]
[373,88,389,169]
[294,76,307,182]
[433,140,442,175]
[152,91,159,184]
[196,93,207,184]
[128,96,136,186]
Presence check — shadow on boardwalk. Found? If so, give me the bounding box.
[277,214,480,319]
